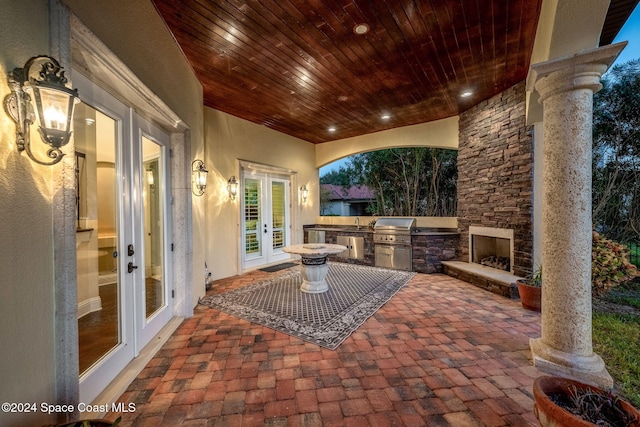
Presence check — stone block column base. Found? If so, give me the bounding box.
[530,338,613,388]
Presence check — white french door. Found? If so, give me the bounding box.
[242,171,292,270]
[134,117,173,348]
[74,72,172,404]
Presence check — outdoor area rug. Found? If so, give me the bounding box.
[199,262,415,349]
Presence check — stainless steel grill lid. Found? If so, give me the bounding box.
[373,217,416,232]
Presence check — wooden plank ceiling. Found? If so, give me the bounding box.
[151,1,540,143]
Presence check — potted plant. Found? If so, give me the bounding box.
[533,376,639,426]
[516,265,542,312]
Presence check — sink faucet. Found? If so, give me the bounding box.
[355,217,360,229]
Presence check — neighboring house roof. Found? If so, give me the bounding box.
[321,184,375,201]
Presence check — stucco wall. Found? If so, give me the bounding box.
[316,116,458,168]
[204,108,317,280]
[0,2,58,426]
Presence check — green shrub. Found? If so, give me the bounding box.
[592,231,638,297]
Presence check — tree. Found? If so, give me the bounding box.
[592,59,640,242]
[349,148,457,216]
[319,165,356,186]
[319,185,333,215]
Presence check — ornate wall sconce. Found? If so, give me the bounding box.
[227,176,238,200]
[4,55,79,165]
[192,159,208,196]
[300,185,309,203]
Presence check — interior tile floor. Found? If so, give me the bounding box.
[106,265,544,426]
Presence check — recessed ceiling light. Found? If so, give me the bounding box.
[338,95,349,102]
[381,113,391,121]
[460,90,473,98]
[353,23,369,35]
[328,126,337,133]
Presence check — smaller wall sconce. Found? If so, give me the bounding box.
[227,176,239,200]
[300,185,309,203]
[146,169,155,187]
[192,160,208,196]
[4,55,79,165]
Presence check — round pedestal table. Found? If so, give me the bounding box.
[282,243,347,293]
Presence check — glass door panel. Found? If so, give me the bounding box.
[142,137,164,319]
[271,181,286,251]
[134,117,172,349]
[244,177,263,262]
[74,71,135,405]
[76,102,121,375]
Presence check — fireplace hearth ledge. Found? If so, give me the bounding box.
[442,260,524,299]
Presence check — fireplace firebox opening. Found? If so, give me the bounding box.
[469,226,514,273]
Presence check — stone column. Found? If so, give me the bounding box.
[526,43,625,388]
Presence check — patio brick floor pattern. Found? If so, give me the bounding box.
[107,267,544,426]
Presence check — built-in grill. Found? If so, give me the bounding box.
[373,217,416,271]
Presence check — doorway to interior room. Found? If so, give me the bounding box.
[73,73,173,404]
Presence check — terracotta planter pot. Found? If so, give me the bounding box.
[533,376,640,427]
[516,279,541,312]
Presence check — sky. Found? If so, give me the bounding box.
[612,4,640,65]
[320,5,640,177]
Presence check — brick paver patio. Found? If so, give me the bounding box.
[107,266,543,426]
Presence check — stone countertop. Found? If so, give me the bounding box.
[303,225,459,236]
[412,229,460,236]
[283,243,347,256]
[303,225,373,233]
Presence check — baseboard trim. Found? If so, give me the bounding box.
[77,297,102,319]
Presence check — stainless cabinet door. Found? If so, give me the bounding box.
[375,244,393,268]
[350,237,364,260]
[336,235,350,258]
[392,245,412,271]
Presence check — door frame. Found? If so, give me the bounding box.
[237,160,300,273]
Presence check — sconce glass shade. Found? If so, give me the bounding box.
[192,160,208,196]
[4,55,79,165]
[146,169,155,186]
[29,83,78,147]
[300,185,309,203]
[227,176,239,200]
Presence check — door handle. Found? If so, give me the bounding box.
[127,262,138,273]
[264,224,268,234]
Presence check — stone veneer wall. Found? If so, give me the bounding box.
[412,234,459,274]
[457,81,533,277]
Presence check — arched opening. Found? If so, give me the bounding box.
[319,148,457,217]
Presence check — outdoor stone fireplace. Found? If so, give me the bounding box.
[469,226,514,273]
[455,81,533,279]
